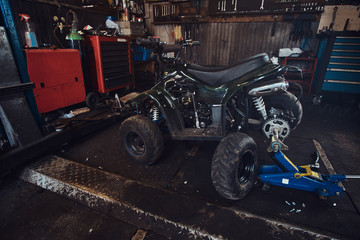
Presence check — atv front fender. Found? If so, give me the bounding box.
[127,89,184,133]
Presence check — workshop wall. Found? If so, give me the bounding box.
[147,0,321,66]
[9,0,320,67]
[152,21,319,66]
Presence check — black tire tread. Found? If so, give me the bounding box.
[264,91,303,129]
[211,132,258,200]
[119,115,164,165]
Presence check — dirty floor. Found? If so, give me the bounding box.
[1,102,359,239]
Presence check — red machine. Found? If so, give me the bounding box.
[25,49,86,113]
[83,35,133,96]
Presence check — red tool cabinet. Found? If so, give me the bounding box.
[83,35,133,94]
[25,49,86,113]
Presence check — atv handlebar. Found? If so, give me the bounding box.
[190,40,200,46]
[135,37,200,54]
[136,37,200,81]
[135,37,159,49]
[162,44,182,53]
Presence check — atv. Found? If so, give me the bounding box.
[119,37,303,200]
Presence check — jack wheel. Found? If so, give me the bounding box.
[262,182,271,191]
[85,92,100,108]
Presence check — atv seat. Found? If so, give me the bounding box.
[187,53,270,87]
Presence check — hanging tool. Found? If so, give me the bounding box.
[53,16,66,34]
[195,0,201,15]
[343,18,350,31]
[234,0,237,11]
[222,0,227,12]
[271,15,278,36]
[329,6,338,31]
[289,14,315,41]
[260,0,265,10]
[52,15,67,48]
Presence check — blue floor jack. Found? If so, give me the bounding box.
[258,129,359,199]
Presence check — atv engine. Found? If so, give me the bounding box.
[165,77,212,128]
[182,101,212,128]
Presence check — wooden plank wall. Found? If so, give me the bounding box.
[10,0,319,67]
[152,21,319,66]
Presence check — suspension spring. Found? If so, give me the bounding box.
[150,105,160,122]
[253,97,267,119]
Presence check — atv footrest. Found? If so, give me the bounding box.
[172,128,224,141]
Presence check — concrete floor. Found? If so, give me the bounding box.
[0,101,359,239]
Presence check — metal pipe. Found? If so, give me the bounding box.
[0,106,19,147]
[191,93,200,128]
[248,81,288,97]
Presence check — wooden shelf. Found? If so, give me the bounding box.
[153,12,321,24]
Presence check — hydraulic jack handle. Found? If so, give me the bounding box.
[345,175,360,179]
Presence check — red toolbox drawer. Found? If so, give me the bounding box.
[83,35,133,94]
[25,49,86,113]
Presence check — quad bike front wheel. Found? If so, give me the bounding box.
[119,115,164,165]
[211,132,258,200]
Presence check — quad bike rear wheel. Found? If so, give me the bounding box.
[263,91,303,130]
[211,132,258,200]
[119,115,164,165]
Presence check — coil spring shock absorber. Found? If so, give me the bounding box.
[150,105,160,122]
[253,97,267,119]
